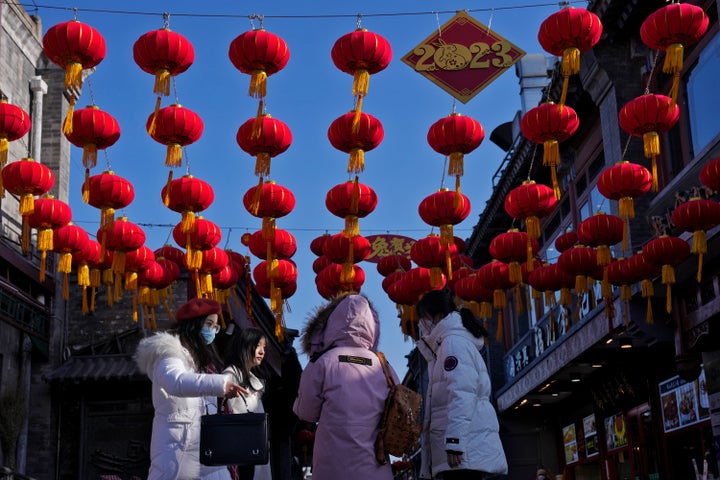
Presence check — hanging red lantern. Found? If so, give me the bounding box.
[386,277,421,338]
[133,28,195,97]
[42,20,107,133]
[328,111,384,175]
[100,216,146,293]
[1,158,55,251]
[410,234,458,289]
[0,100,31,167]
[312,255,333,275]
[476,260,514,340]
[156,257,181,285]
[73,238,101,314]
[196,247,229,297]
[253,258,297,340]
[454,274,494,321]
[213,261,241,291]
[643,235,690,314]
[161,174,214,232]
[597,161,652,249]
[618,94,679,192]
[640,3,708,102]
[699,157,720,191]
[247,228,297,261]
[243,181,295,238]
[382,270,406,294]
[577,212,624,265]
[555,230,578,253]
[53,222,89,299]
[310,233,331,257]
[146,104,204,168]
[317,263,365,297]
[124,246,156,307]
[325,180,378,237]
[322,233,371,284]
[236,114,292,179]
[331,29,392,132]
[558,245,599,295]
[28,195,72,282]
[404,267,445,299]
[427,113,485,198]
[625,251,662,325]
[520,103,579,199]
[418,189,471,247]
[504,180,557,239]
[172,216,221,271]
[537,7,602,105]
[228,29,290,100]
[86,170,134,230]
[489,229,540,283]
[137,260,168,329]
[154,244,186,270]
[64,106,121,200]
[377,254,411,277]
[671,198,720,282]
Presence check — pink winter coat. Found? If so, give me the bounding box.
[293,294,397,480]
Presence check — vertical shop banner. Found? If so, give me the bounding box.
[364,235,415,263]
[401,11,525,103]
[562,423,578,464]
[583,414,599,457]
[659,371,710,433]
[604,413,628,450]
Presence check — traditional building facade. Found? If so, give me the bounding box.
[465,0,720,479]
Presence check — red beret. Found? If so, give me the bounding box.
[175,298,221,323]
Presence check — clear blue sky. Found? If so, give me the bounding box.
[34,0,566,374]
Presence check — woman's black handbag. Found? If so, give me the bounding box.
[199,398,269,466]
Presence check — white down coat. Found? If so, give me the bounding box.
[416,312,508,479]
[134,332,232,480]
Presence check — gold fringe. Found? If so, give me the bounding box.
[352,69,370,97]
[249,177,263,216]
[163,170,173,207]
[352,98,364,135]
[348,148,365,175]
[449,152,464,177]
[646,296,653,324]
[543,139,559,167]
[82,286,89,314]
[252,101,264,140]
[19,193,34,216]
[154,69,171,96]
[651,156,659,193]
[643,131,660,158]
[344,216,360,238]
[663,43,684,74]
[82,144,98,170]
[181,211,195,234]
[58,252,72,274]
[526,216,540,239]
[597,245,611,266]
[0,138,8,167]
[561,47,580,76]
[78,264,90,287]
[495,310,504,342]
[661,264,675,285]
[21,219,30,253]
[341,262,355,285]
[551,166,561,200]
[509,262,522,284]
[249,70,268,99]
[666,284,672,313]
[63,95,76,135]
[148,96,162,136]
[493,289,506,309]
[64,62,83,90]
[559,74,570,107]
[255,152,271,178]
[165,144,183,168]
[619,197,635,219]
[430,267,444,289]
[262,217,277,240]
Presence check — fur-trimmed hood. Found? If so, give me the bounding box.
[134,331,195,376]
[300,293,380,357]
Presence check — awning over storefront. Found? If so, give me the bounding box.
[44,354,145,384]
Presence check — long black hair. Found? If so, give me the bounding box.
[416,289,488,339]
[225,327,267,390]
[174,316,224,373]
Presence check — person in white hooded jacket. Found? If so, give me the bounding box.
[134,298,245,480]
[415,289,508,480]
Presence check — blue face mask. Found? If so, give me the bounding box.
[200,326,216,345]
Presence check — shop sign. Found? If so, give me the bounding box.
[505,305,565,379]
[363,234,414,263]
[562,423,579,464]
[659,369,710,433]
[401,11,525,104]
[583,414,599,457]
[604,413,628,451]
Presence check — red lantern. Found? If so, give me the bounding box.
[699,157,720,191]
[411,234,458,289]
[382,270,406,294]
[236,114,292,178]
[641,3,708,101]
[489,229,539,283]
[625,251,662,325]
[0,100,31,167]
[213,262,241,291]
[253,258,297,340]
[64,106,121,195]
[53,222,89,299]
[317,263,365,297]
[124,246,156,298]
[427,113,484,196]
[555,230,578,253]
[100,216,146,284]
[386,277,421,338]
[328,111,384,174]
[454,274,494,320]
[310,233,331,257]
[154,244,185,269]
[247,228,297,261]
[597,161,652,248]
[156,257,181,284]
[404,267,445,299]
[172,217,221,271]
[418,189,471,246]
[147,104,204,167]
[322,233,371,284]
[577,212,624,265]
[242,181,295,238]
[42,20,107,133]
[537,7,602,105]
[377,254,411,277]
[558,245,598,294]
[1,158,55,251]
[326,180,378,237]
[476,260,515,310]
[161,174,214,232]
[312,255,332,275]
[196,247,229,296]
[504,180,557,239]
[133,28,195,96]
[520,103,579,198]
[331,29,392,132]
[86,170,134,229]
[73,239,101,313]
[28,196,72,282]
[618,94,679,192]
[228,29,290,100]
[643,235,690,313]
[671,198,720,282]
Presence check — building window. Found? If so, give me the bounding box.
[686,31,720,157]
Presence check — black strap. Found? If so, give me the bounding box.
[376,352,395,388]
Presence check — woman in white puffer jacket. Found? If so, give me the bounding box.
[416,289,508,480]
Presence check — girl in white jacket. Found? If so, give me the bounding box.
[416,289,508,480]
[134,298,244,480]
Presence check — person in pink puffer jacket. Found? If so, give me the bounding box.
[293,293,398,480]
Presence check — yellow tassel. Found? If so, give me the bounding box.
[666,284,672,313]
[621,219,629,252]
[21,218,30,253]
[0,138,8,166]
[352,69,370,97]
[39,251,47,283]
[601,277,612,299]
[663,43,684,74]
[454,177,462,209]
[165,144,183,168]
[493,289,506,309]
[449,152,464,177]
[575,275,587,294]
[445,249,453,281]
[430,267,444,289]
[90,269,101,288]
[255,152,271,177]
[90,286,97,312]
[38,229,53,251]
[78,264,90,287]
[532,286,542,300]
[669,72,681,104]
[181,211,195,234]
[641,279,654,298]
[551,166,561,200]
[561,47,581,76]
[527,240,535,268]
[651,156,659,193]
[275,311,286,342]
[163,170,173,207]
[646,297,654,325]
[19,193,34,216]
[154,69,171,96]
[480,302,492,319]
[132,291,138,322]
[262,217,276,240]
[621,284,631,301]
[643,131,660,158]
[509,262,522,284]
[64,62,83,90]
[203,274,213,295]
[697,251,704,284]
[268,258,279,279]
[619,197,635,219]
[495,310,504,342]
[661,264,675,285]
[692,229,707,256]
[526,216,540,239]
[252,102,264,140]
[560,287,572,306]
[148,96,162,137]
[63,95,76,135]
[348,148,365,175]
[82,286,89,314]
[559,74,570,107]
[341,262,355,285]
[597,245,611,266]
[189,250,203,271]
[467,301,480,318]
[350,176,360,213]
[112,251,126,275]
[344,216,360,238]
[440,224,454,247]
[58,252,72,274]
[543,139,559,167]
[352,98,364,135]
[63,273,69,300]
[82,144,98,170]
[124,271,138,291]
[250,177,263,216]
[544,290,554,307]
[249,70,268,99]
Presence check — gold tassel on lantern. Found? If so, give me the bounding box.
[662,264,676,313]
[250,177,264,215]
[508,262,522,284]
[348,147,365,175]
[495,311,504,342]
[262,217,276,240]
[63,94,77,135]
[429,267,444,289]
[341,263,355,286]
[525,216,541,239]
[643,129,660,194]
[249,70,268,99]
[252,101,265,140]
[148,96,162,137]
[597,245,611,266]
[21,218,31,253]
[559,47,580,106]
[692,229,707,283]
[344,216,360,238]
[619,197,635,220]
[181,211,195,234]
[82,168,91,203]
[0,138,8,166]
[255,152,271,178]
[165,144,183,168]
[162,170,174,207]
[444,248,453,282]
[493,289,507,309]
[64,62,83,90]
[439,224,454,247]
[82,144,98,171]
[154,68,171,96]
[642,279,654,324]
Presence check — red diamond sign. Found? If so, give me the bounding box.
[402,11,526,104]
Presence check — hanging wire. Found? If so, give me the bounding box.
[172,76,179,105]
[643,50,660,95]
[162,12,170,28]
[72,7,77,20]
[103,149,112,171]
[526,144,540,180]
[86,77,97,106]
[356,13,362,29]
[486,8,495,33]
[183,146,191,174]
[434,11,443,38]
[223,228,233,249]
